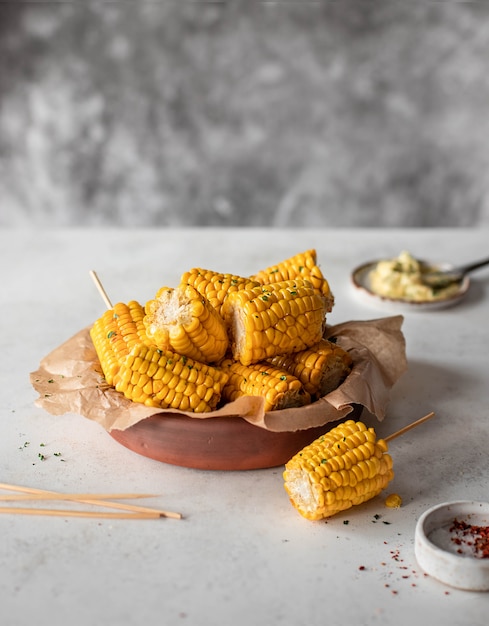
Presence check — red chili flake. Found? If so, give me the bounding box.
[449,518,489,558]
[358,565,366,571]
[388,547,404,563]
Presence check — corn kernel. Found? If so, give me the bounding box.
[385,493,402,508]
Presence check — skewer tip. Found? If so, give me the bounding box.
[385,411,435,443]
[89,270,113,309]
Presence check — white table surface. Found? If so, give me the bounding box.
[1,228,488,626]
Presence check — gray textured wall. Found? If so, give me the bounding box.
[1,2,489,228]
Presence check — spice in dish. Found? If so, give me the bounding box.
[449,518,489,559]
[368,251,460,302]
[428,517,489,558]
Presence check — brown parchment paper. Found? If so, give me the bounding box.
[30,315,407,433]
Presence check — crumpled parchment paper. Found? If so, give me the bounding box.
[30,315,407,433]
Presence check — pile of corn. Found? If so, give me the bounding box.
[90,249,352,414]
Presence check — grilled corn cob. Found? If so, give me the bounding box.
[144,284,229,364]
[267,339,352,398]
[180,268,260,317]
[251,249,334,312]
[220,359,311,412]
[90,301,151,385]
[221,279,327,366]
[283,420,394,521]
[113,343,229,412]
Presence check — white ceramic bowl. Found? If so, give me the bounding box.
[415,500,489,591]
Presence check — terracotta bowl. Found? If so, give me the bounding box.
[109,405,362,471]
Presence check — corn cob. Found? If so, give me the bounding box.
[221,279,327,366]
[180,268,260,317]
[251,249,334,312]
[144,284,229,364]
[267,338,352,399]
[283,420,394,521]
[113,343,229,412]
[220,359,311,412]
[90,301,151,386]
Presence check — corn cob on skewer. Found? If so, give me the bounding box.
[113,343,229,412]
[222,279,327,366]
[90,301,152,386]
[144,284,229,364]
[220,359,311,412]
[268,339,352,398]
[251,249,334,312]
[180,268,260,317]
[283,420,394,521]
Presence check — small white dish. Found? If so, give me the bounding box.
[351,260,470,312]
[415,500,489,591]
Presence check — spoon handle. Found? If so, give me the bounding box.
[458,256,489,276]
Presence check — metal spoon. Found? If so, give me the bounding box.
[421,256,489,288]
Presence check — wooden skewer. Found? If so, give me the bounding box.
[90,270,113,309]
[0,483,182,520]
[0,492,156,502]
[0,484,153,499]
[384,411,435,443]
[0,499,181,519]
[0,507,161,520]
